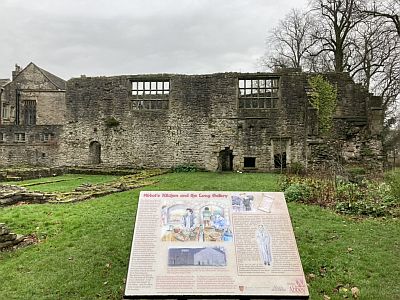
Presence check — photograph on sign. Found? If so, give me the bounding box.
[168,247,227,267]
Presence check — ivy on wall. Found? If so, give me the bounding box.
[104,116,120,128]
[308,75,337,135]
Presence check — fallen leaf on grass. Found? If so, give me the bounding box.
[306,273,316,281]
[351,287,360,298]
[323,295,331,300]
[319,266,327,276]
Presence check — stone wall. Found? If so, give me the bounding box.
[57,70,383,171]
[58,72,319,171]
[0,66,384,171]
[0,125,63,166]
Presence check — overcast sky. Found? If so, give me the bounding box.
[0,0,308,80]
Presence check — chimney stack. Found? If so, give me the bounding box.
[12,64,21,80]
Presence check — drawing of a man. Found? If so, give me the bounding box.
[181,208,196,231]
[256,225,272,266]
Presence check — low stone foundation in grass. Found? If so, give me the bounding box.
[0,169,168,207]
[0,223,25,250]
[0,185,50,206]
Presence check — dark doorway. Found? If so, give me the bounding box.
[89,141,101,164]
[219,148,233,171]
[274,152,287,169]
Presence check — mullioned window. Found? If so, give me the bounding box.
[131,80,169,110]
[239,78,279,109]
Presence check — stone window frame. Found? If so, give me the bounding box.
[131,80,170,110]
[23,99,37,125]
[1,103,11,119]
[40,132,54,142]
[14,132,26,143]
[243,157,256,169]
[238,77,280,109]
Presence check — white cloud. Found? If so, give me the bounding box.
[0,0,308,79]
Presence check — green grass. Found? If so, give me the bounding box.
[0,172,399,299]
[7,174,119,193]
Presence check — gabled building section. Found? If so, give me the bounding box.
[1,63,66,126]
[0,63,66,167]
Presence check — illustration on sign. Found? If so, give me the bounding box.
[256,225,273,266]
[231,193,255,212]
[160,203,233,242]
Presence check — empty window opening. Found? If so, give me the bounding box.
[2,104,11,119]
[131,80,169,110]
[0,132,5,142]
[14,133,26,142]
[239,78,279,109]
[23,100,37,125]
[89,141,101,165]
[274,152,287,169]
[244,157,256,168]
[40,133,54,142]
[218,148,234,171]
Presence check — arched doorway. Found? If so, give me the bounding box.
[89,141,101,164]
[218,148,233,171]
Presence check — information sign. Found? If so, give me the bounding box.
[125,191,309,299]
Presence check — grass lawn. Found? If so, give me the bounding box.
[0,172,399,299]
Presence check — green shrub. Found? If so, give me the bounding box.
[171,164,201,173]
[335,181,396,217]
[290,162,305,175]
[347,167,366,175]
[336,182,362,202]
[281,174,399,217]
[104,116,120,127]
[284,183,311,202]
[335,201,388,217]
[385,170,400,202]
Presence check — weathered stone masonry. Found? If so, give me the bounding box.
[58,70,383,171]
[0,63,383,171]
[0,63,66,167]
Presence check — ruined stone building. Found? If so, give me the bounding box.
[0,63,383,171]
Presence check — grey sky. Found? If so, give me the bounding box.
[1,0,308,80]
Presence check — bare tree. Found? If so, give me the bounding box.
[372,47,400,121]
[362,0,400,37]
[260,9,315,70]
[350,17,398,90]
[310,0,365,72]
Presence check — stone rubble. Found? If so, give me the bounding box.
[0,223,25,250]
[0,184,50,207]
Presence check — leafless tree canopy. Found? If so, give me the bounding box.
[362,0,400,37]
[260,0,399,150]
